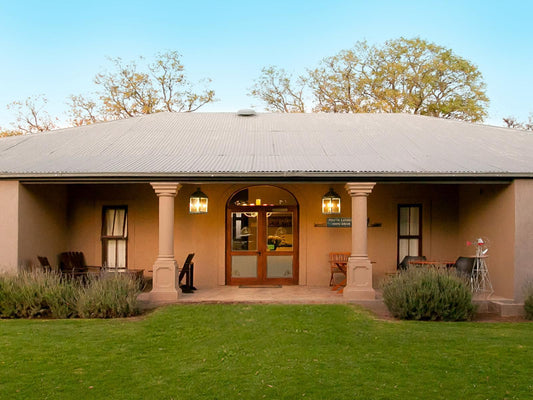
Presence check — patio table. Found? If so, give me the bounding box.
[408,260,455,269]
[102,268,144,280]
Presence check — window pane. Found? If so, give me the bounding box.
[267,255,293,278]
[122,213,128,238]
[106,240,117,268]
[231,212,257,251]
[104,208,127,236]
[116,240,127,268]
[399,207,409,235]
[113,209,126,236]
[399,239,409,262]
[398,205,422,264]
[102,207,128,268]
[399,239,420,262]
[231,255,257,277]
[408,239,419,256]
[105,239,127,269]
[409,207,419,235]
[266,212,293,252]
[104,209,115,235]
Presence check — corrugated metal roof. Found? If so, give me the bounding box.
[0,112,532,180]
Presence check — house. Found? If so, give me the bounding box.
[1,111,532,302]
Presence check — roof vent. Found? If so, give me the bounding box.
[236,109,256,117]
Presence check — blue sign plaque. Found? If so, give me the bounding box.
[326,218,352,227]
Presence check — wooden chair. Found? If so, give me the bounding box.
[37,256,53,272]
[58,251,101,278]
[329,252,350,289]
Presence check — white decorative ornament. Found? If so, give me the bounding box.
[469,237,493,296]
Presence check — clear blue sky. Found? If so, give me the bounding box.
[1,0,532,128]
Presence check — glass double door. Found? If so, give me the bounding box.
[226,206,298,285]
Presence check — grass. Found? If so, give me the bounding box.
[0,304,531,399]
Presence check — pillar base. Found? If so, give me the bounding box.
[343,257,375,300]
[150,257,180,302]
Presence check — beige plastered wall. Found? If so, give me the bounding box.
[63,182,465,290]
[513,180,533,301]
[367,183,460,286]
[17,184,69,269]
[458,183,515,298]
[0,182,69,272]
[12,180,521,298]
[67,184,159,271]
[0,181,20,272]
[281,182,458,287]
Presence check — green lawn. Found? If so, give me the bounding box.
[0,304,531,400]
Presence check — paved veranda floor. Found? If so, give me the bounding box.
[138,285,523,318]
[138,285,391,316]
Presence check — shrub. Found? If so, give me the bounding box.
[76,273,140,318]
[382,268,475,321]
[0,271,77,318]
[0,271,140,319]
[524,284,533,320]
[42,277,78,319]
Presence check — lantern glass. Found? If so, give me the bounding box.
[322,188,341,214]
[189,188,208,214]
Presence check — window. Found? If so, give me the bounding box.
[102,206,128,269]
[397,204,422,264]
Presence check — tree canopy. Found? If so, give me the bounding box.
[5,95,56,134]
[69,51,216,125]
[1,51,216,135]
[251,37,489,122]
[503,114,533,131]
[249,66,306,113]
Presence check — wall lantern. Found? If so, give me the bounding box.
[322,188,341,214]
[189,188,208,214]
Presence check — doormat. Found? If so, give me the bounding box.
[239,285,282,288]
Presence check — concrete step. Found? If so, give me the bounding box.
[488,300,525,317]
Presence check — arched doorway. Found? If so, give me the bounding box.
[226,186,299,285]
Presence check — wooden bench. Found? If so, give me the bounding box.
[58,251,101,278]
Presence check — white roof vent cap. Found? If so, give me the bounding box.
[237,109,257,117]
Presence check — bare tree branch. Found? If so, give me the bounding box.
[6,95,56,134]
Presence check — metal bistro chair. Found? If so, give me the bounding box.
[398,255,427,270]
[453,256,475,277]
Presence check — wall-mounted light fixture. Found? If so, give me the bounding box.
[189,188,208,214]
[322,188,341,214]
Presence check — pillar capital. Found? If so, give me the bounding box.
[345,182,376,197]
[151,182,182,197]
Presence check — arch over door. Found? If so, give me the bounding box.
[226,186,299,285]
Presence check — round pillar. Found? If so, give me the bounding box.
[344,182,376,300]
[150,182,181,302]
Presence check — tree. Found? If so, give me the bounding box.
[68,94,102,126]
[0,128,22,138]
[251,38,489,122]
[69,51,215,124]
[249,66,306,113]
[6,95,56,134]
[503,114,533,131]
